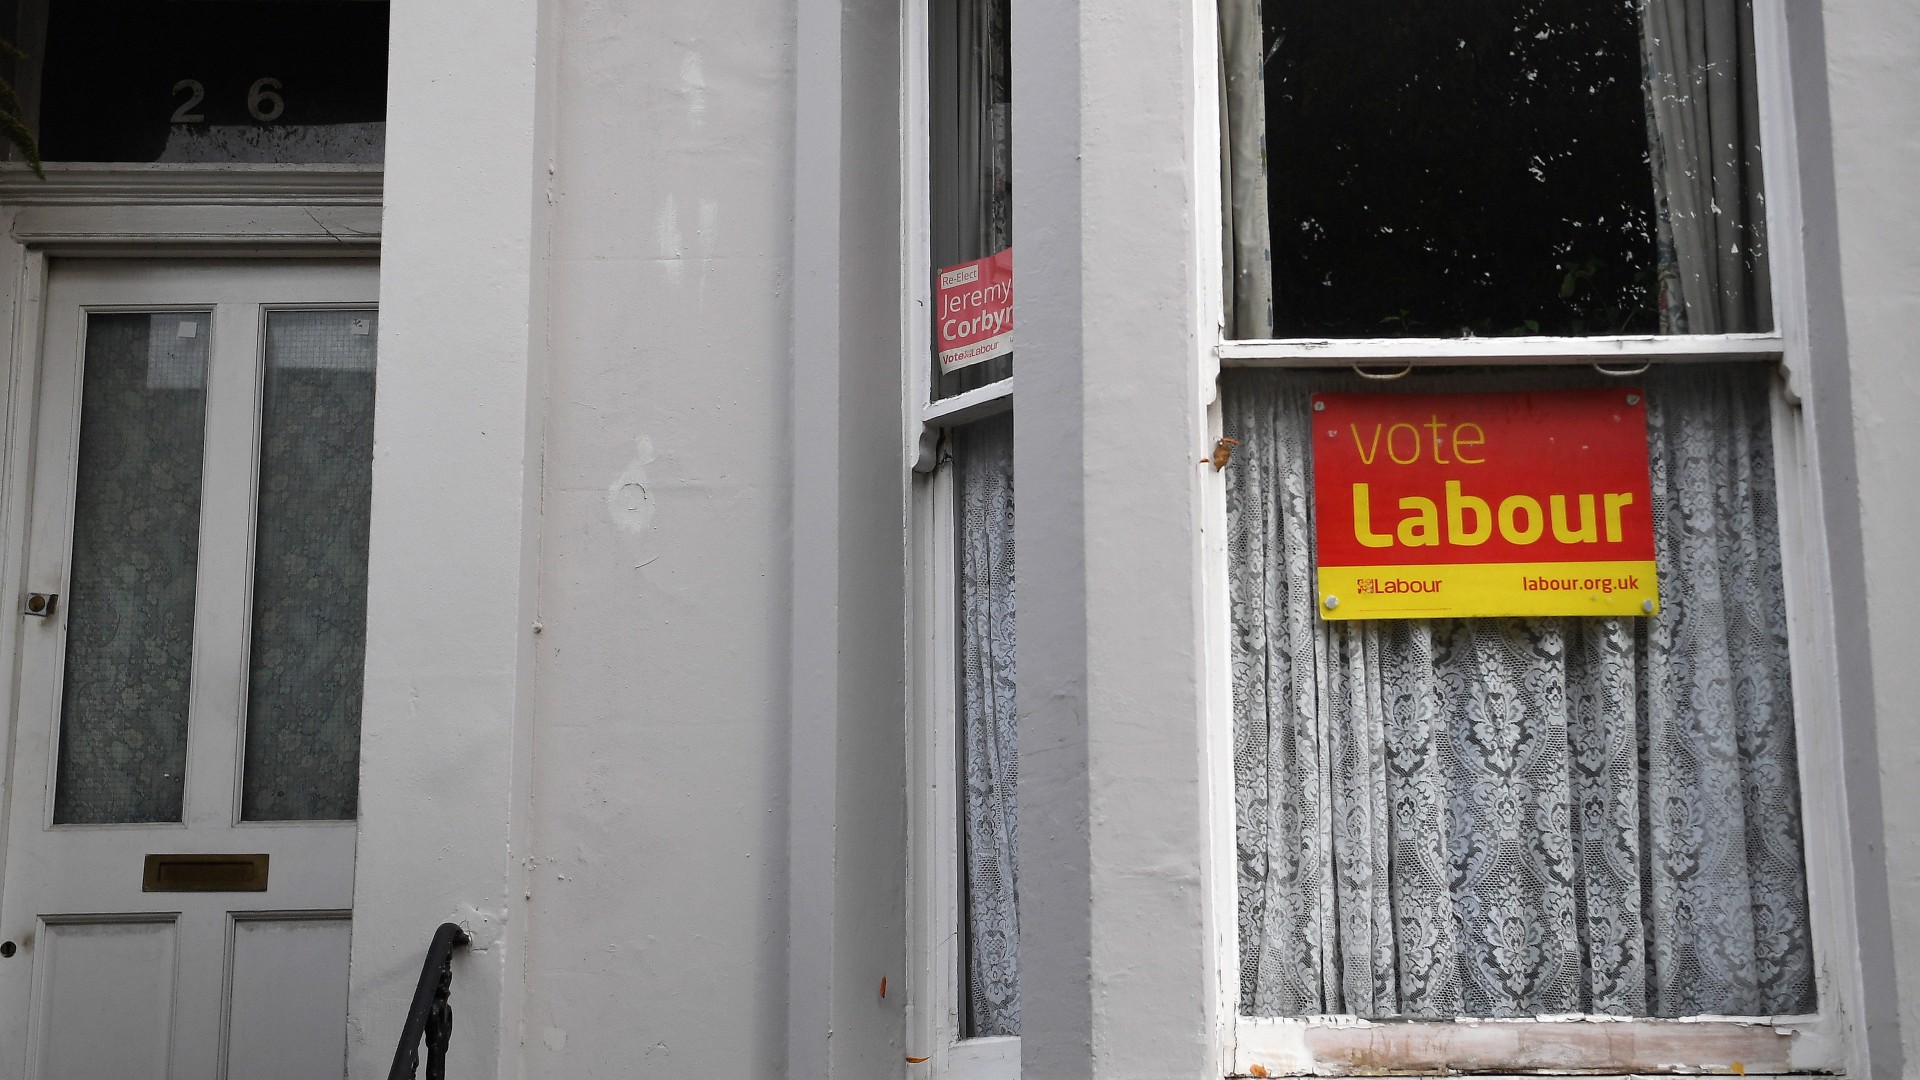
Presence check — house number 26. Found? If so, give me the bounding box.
[170,78,286,123]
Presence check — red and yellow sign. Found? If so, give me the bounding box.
[1311,388,1658,620]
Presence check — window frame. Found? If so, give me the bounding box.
[905,0,1016,475]
[908,422,1020,1080]
[1205,1,1863,1075]
[903,0,1020,1075]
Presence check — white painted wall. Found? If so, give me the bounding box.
[355,0,908,1075]
[1821,0,1920,1075]
[522,0,799,1073]
[1013,0,1223,1074]
[346,0,545,1075]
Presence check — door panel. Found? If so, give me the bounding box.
[224,915,351,1080]
[32,918,177,1080]
[0,260,378,1080]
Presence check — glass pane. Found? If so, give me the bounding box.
[954,414,1018,1036]
[930,0,1013,398]
[240,310,377,821]
[1227,0,1768,338]
[38,0,389,164]
[54,313,210,825]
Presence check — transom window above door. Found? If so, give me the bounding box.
[21,0,389,164]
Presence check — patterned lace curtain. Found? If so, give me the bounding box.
[1225,366,1814,1018]
[1641,0,1770,333]
[957,415,1019,1035]
[54,313,210,824]
[241,310,378,821]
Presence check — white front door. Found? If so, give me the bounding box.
[0,260,379,1080]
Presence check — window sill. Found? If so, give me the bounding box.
[1235,1013,1837,1077]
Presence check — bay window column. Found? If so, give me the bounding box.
[347,0,551,1075]
[1013,0,1223,1073]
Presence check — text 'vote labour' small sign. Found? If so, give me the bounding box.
[1310,387,1659,620]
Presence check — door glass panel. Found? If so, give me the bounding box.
[54,312,211,824]
[241,310,376,821]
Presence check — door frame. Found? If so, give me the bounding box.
[0,163,381,1078]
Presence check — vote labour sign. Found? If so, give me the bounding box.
[936,247,1013,374]
[1310,388,1659,620]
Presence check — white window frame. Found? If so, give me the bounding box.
[902,0,1016,476]
[902,0,1020,1074]
[908,427,1019,1080]
[1204,1,1864,1076]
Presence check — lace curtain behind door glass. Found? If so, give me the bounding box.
[1225,365,1813,1018]
[240,310,377,821]
[956,414,1019,1036]
[54,313,210,825]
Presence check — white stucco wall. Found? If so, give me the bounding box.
[1014,0,1223,1073]
[522,0,798,1073]
[1821,0,1920,1075]
[347,0,545,1074]
[355,0,909,1074]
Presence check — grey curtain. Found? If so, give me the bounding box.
[1219,0,1273,339]
[929,0,1010,267]
[957,415,1019,1036]
[1225,366,1814,1018]
[1641,0,1771,333]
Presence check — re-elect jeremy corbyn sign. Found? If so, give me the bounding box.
[1310,388,1659,620]
[936,248,1013,375]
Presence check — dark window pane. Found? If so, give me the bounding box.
[1257,0,1767,338]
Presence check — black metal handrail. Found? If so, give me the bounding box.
[388,922,470,1080]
